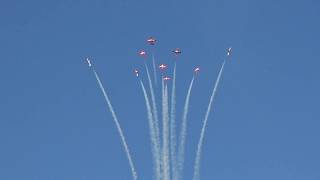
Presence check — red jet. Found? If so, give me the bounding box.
[194,67,200,74]
[172,48,182,56]
[159,64,167,71]
[147,37,156,45]
[163,76,171,81]
[139,50,147,57]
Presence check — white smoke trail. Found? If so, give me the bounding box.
[177,76,195,180]
[170,63,178,180]
[162,83,170,180]
[165,85,171,180]
[144,62,161,154]
[139,80,161,180]
[152,53,158,86]
[192,60,227,180]
[92,69,138,180]
[161,78,165,179]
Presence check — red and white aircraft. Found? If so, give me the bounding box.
[227,47,232,56]
[147,37,156,45]
[159,64,167,71]
[163,76,171,81]
[139,50,147,57]
[86,58,92,67]
[172,48,182,56]
[134,69,139,77]
[194,67,200,74]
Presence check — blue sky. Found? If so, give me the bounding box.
[0,0,320,179]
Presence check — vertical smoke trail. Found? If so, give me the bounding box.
[177,76,195,180]
[192,60,227,180]
[92,69,138,180]
[165,85,171,180]
[170,63,178,180]
[144,62,161,153]
[152,53,158,86]
[161,78,165,180]
[162,83,170,180]
[139,80,161,180]
[161,77,166,180]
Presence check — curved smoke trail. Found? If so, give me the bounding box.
[92,69,138,180]
[139,80,161,180]
[162,83,170,180]
[192,60,227,180]
[170,63,178,180]
[177,76,195,180]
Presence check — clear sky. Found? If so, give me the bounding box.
[0,0,320,179]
